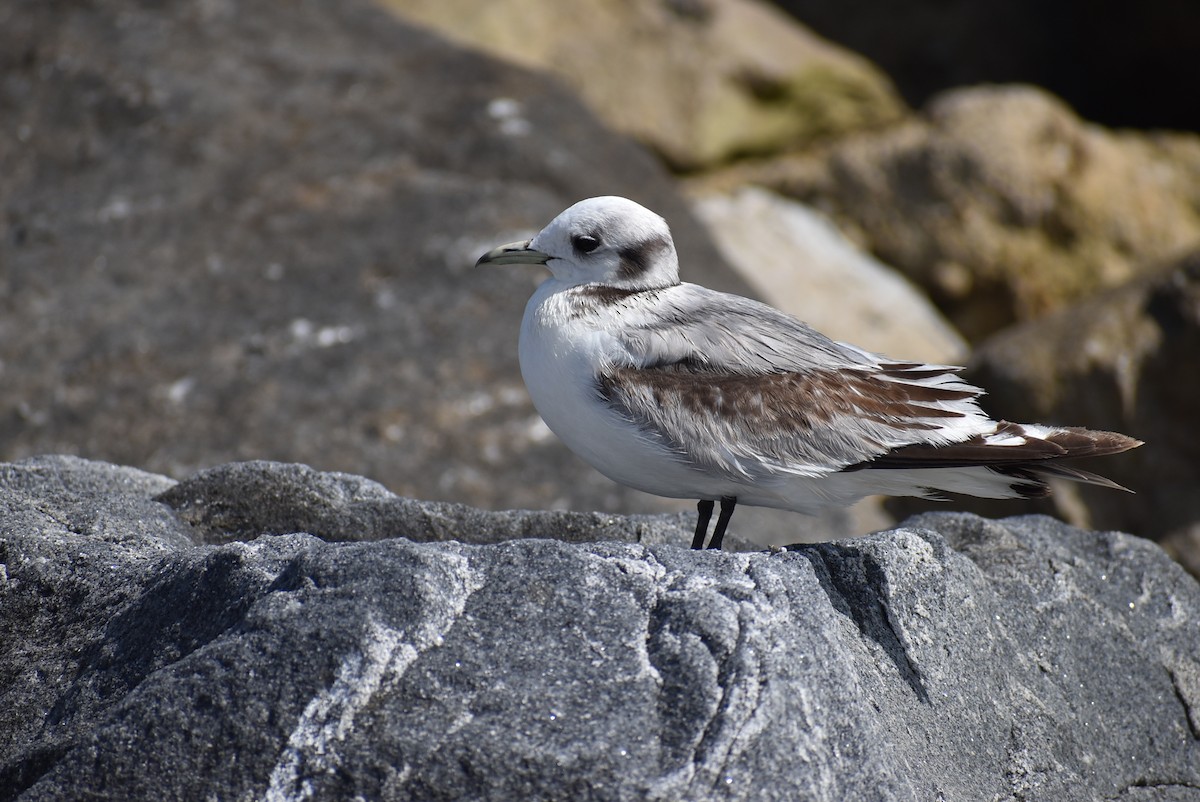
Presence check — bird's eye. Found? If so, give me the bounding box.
[572,234,601,254]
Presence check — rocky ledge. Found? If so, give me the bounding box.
[1,456,1197,801]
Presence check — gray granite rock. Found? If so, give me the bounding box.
[2,457,1198,801]
[0,0,755,522]
[156,458,735,550]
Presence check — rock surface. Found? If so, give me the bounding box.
[717,85,1200,340]
[385,0,904,170]
[2,456,1198,801]
[0,0,766,523]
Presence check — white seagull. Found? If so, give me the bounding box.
[477,196,1142,549]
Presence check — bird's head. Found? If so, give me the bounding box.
[476,196,680,291]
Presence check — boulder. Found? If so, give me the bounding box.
[155,458,728,550]
[0,0,768,524]
[3,457,1200,801]
[384,0,905,170]
[721,85,1200,340]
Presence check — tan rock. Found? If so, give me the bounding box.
[689,186,967,364]
[720,85,1200,339]
[382,0,904,169]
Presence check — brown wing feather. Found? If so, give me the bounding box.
[596,363,983,478]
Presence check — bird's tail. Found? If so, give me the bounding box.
[852,422,1143,500]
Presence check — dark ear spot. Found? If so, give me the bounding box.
[618,235,670,278]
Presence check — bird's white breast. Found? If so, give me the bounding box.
[517,280,718,500]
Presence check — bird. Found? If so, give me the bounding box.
[476,196,1142,550]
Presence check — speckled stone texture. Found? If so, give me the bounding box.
[2,456,1197,801]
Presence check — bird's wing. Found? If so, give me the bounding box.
[599,285,995,480]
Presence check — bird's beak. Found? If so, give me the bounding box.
[475,240,551,267]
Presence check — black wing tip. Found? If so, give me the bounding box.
[1020,462,1136,493]
[879,361,967,377]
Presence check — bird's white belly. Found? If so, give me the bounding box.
[518,287,728,502]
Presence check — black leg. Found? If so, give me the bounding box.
[692,499,714,550]
[706,497,737,550]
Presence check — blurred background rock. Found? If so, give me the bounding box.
[2,0,1197,565]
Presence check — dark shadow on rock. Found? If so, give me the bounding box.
[796,542,930,703]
